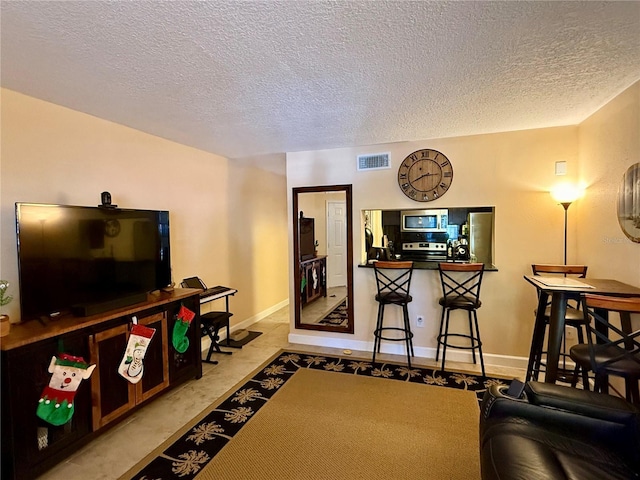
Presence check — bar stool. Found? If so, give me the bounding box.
[372,261,414,368]
[570,294,640,405]
[436,262,485,376]
[529,264,589,384]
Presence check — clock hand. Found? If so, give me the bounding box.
[414,172,439,182]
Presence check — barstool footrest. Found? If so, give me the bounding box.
[438,332,482,350]
[374,326,414,343]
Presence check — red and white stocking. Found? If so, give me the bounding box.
[118,324,155,384]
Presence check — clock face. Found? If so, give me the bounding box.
[104,219,121,237]
[398,149,454,202]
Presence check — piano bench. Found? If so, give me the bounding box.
[201,311,233,364]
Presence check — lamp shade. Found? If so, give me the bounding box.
[551,183,582,204]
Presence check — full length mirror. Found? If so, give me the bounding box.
[293,185,354,333]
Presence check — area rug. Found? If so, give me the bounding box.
[122,350,509,480]
[318,301,348,326]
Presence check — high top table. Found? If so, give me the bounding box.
[524,275,640,384]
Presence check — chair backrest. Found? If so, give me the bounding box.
[531,264,588,277]
[373,261,414,304]
[532,264,588,305]
[581,294,640,375]
[438,263,484,305]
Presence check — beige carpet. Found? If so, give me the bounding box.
[196,368,480,480]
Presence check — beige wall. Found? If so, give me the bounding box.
[287,83,639,366]
[576,81,640,285]
[227,155,290,323]
[3,81,637,366]
[287,127,582,366]
[0,89,289,327]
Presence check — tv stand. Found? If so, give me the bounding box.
[1,289,202,480]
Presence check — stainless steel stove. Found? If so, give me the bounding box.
[401,241,448,261]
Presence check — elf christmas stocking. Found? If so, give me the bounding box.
[118,324,155,384]
[172,305,196,353]
[37,354,96,426]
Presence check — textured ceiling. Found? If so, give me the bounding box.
[1,1,639,159]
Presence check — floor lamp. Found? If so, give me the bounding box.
[551,184,581,265]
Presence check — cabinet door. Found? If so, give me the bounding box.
[1,333,91,479]
[306,263,318,302]
[89,324,135,431]
[306,259,326,302]
[136,312,169,403]
[89,312,169,430]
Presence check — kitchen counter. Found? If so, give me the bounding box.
[358,260,498,271]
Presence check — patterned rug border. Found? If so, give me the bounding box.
[123,349,512,480]
[317,301,348,326]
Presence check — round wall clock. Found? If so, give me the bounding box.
[398,148,454,202]
[104,219,121,237]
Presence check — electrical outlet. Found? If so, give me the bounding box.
[416,315,425,328]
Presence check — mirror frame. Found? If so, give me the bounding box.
[293,184,354,333]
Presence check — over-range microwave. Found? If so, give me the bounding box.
[400,209,448,233]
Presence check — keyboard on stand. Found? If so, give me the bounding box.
[200,285,237,304]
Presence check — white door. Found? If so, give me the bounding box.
[327,201,347,288]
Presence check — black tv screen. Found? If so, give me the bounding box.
[299,216,315,260]
[16,203,171,320]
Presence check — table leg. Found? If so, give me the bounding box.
[545,292,568,384]
[527,291,549,381]
[544,292,567,383]
[595,308,612,394]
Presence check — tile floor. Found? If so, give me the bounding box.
[299,285,347,325]
[37,305,526,480]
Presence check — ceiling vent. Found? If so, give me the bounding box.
[357,152,391,171]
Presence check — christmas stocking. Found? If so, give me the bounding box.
[37,354,96,426]
[118,324,155,384]
[172,305,195,353]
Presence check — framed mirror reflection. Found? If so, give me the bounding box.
[293,185,354,333]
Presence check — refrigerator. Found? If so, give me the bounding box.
[468,212,494,265]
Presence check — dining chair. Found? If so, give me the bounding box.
[437,262,485,376]
[569,294,640,405]
[529,264,589,383]
[372,261,414,368]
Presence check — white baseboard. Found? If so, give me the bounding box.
[287,333,529,371]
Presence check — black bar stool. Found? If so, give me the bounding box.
[437,262,485,376]
[570,294,640,405]
[372,261,414,368]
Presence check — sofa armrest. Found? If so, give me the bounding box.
[523,381,638,423]
[481,381,638,428]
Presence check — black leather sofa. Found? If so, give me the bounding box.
[480,381,640,480]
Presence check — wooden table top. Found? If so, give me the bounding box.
[524,275,640,296]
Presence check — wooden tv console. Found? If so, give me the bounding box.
[0,288,202,480]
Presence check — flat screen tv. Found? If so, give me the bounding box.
[15,203,172,320]
[299,215,315,261]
